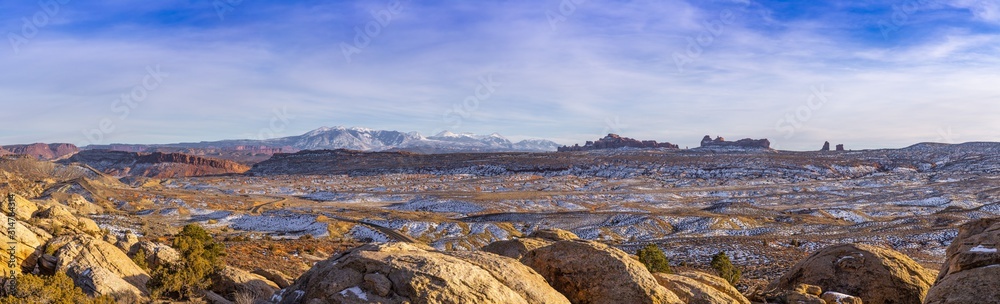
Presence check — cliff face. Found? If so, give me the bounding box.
[558,134,679,152]
[699,135,771,150]
[63,150,251,178]
[2,143,80,160]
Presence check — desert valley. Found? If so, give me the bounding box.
[1,128,998,303]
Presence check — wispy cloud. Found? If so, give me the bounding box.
[0,0,997,150]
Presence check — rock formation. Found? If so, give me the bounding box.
[836,144,845,151]
[654,271,751,304]
[767,243,936,304]
[128,241,181,271]
[46,235,151,298]
[0,211,49,275]
[529,228,579,241]
[699,135,771,150]
[924,218,1000,304]
[821,141,831,151]
[210,266,280,301]
[252,268,295,289]
[2,143,79,160]
[521,240,682,304]
[274,242,571,304]
[482,237,552,260]
[63,150,251,178]
[558,134,679,152]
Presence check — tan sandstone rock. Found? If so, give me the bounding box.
[654,271,751,304]
[49,235,150,297]
[821,291,862,304]
[924,218,1000,304]
[446,250,571,304]
[34,203,101,236]
[211,266,280,301]
[0,194,39,221]
[768,243,936,304]
[481,237,552,259]
[128,240,181,270]
[275,242,570,304]
[521,240,682,304]
[252,268,295,289]
[0,212,48,275]
[529,228,579,241]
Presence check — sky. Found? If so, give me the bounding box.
[1,0,998,150]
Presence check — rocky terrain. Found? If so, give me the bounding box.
[2,139,1000,303]
[699,135,772,150]
[61,150,251,178]
[2,143,80,160]
[558,134,679,152]
[85,127,562,160]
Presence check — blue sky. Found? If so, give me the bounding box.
[1,0,998,150]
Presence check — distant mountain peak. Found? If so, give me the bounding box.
[435,130,460,138]
[84,126,561,155]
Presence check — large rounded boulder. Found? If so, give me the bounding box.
[520,240,682,304]
[768,243,936,304]
[47,235,150,298]
[654,270,750,304]
[481,237,552,259]
[274,242,570,304]
[925,218,1000,304]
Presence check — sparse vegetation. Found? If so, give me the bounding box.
[0,272,116,303]
[711,251,741,286]
[637,244,672,274]
[132,249,149,272]
[148,223,226,300]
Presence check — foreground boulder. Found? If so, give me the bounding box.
[0,194,38,220]
[654,271,751,304]
[128,240,181,270]
[34,203,101,236]
[47,235,150,298]
[0,212,49,274]
[768,243,935,304]
[521,240,681,304]
[274,242,570,304]
[252,268,294,289]
[529,228,579,241]
[211,266,279,301]
[481,237,552,259]
[925,218,1000,304]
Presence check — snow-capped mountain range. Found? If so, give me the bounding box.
[286,127,561,152]
[87,126,562,153]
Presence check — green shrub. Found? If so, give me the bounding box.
[148,224,226,300]
[637,244,672,274]
[132,249,149,272]
[1,272,115,303]
[711,251,741,286]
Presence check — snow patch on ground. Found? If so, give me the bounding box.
[229,213,328,237]
[349,225,390,243]
[970,245,997,253]
[340,286,368,300]
[388,197,484,214]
